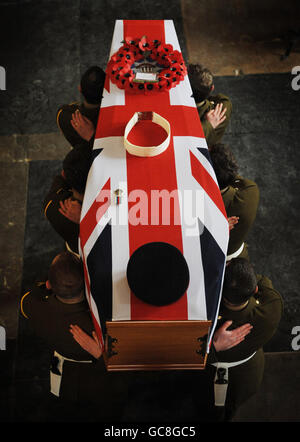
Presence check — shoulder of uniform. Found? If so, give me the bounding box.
[20,290,32,318]
[57,102,80,114]
[232,176,259,191]
[210,93,231,102]
[56,102,81,129]
[20,282,52,319]
[256,275,283,304]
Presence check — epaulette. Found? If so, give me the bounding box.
[44,199,53,217]
[20,290,31,319]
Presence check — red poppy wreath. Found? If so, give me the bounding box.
[106,35,187,93]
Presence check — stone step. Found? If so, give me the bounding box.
[232,351,300,421]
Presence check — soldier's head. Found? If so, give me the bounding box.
[188,63,214,102]
[63,147,93,200]
[222,258,258,307]
[79,66,106,105]
[209,143,238,190]
[47,251,84,302]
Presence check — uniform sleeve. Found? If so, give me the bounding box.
[43,175,80,252]
[227,177,260,254]
[203,94,232,147]
[215,282,283,362]
[20,284,49,320]
[72,136,95,151]
[43,175,69,213]
[200,119,215,144]
[57,105,96,151]
[249,281,284,352]
[57,103,89,148]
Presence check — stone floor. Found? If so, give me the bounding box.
[0,0,299,424]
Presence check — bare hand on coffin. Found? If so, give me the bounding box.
[70,324,102,359]
[213,321,253,352]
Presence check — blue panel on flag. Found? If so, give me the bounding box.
[91,148,103,163]
[86,222,112,333]
[197,147,213,166]
[198,219,225,320]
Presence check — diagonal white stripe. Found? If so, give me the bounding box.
[173,137,229,322]
[101,20,125,108]
[174,136,229,254]
[81,136,131,321]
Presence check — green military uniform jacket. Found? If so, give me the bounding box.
[43,175,80,254]
[56,101,99,150]
[213,275,283,363]
[20,283,130,416]
[21,282,96,361]
[222,176,260,256]
[196,93,232,147]
[207,275,283,419]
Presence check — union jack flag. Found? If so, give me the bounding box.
[79,20,229,353]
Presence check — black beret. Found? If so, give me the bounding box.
[126,242,190,306]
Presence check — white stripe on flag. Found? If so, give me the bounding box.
[164,20,180,51]
[101,81,125,108]
[101,20,125,108]
[173,136,229,256]
[164,20,195,107]
[109,19,124,57]
[82,136,131,321]
[173,137,207,320]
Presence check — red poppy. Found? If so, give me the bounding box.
[109,61,130,84]
[114,48,133,64]
[144,81,160,94]
[169,63,185,80]
[152,39,161,48]
[125,36,138,46]
[116,76,133,90]
[157,75,172,90]
[170,50,184,64]
[158,54,172,68]
[157,43,174,56]
[161,68,180,88]
[138,35,150,52]
[110,52,121,63]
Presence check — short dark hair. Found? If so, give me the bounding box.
[48,251,84,299]
[63,147,92,194]
[80,66,106,104]
[222,258,257,305]
[209,143,238,189]
[188,63,214,102]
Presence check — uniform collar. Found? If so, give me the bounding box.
[196,99,211,117]
[196,100,206,108]
[220,296,258,320]
[53,295,89,312]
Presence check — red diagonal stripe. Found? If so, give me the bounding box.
[190,150,227,219]
[80,178,111,249]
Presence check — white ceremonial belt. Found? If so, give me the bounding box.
[211,351,256,369]
[211,351,256,407]
[124,111,171,157]
[50,350,93,397]
[226,242,245,262]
